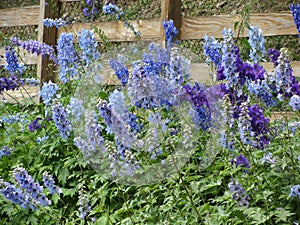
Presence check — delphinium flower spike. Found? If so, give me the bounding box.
[4,46,25,75]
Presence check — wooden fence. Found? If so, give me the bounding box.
[0,0,299,102]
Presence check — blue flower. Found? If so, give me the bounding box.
[57,33,79,83]
[51,102,72,139]
[4,47,25,75]
[109,59,129,86]
[203,35,221,67]
[36,135,49,144]
[162,20,178,47]
[103,3,124,19]
[289,95,300,111]
[77,29,100,65]
[0,146,13,158]
[38,81,59,105]
[228,181,250,207]
[42,171,62,194]
[274,48,292,99]
[248,26,266,63]
[290,184,300,198]
[69,97,84,122]
[290,4,300,37]
[42,18,66,28]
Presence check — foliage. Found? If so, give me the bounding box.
[1,2,300,225]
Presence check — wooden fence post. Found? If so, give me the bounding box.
[160,0,182,47]
[36,0,59,103]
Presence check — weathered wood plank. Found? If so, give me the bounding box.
[1,85,39,104]
[0,6,40,27]
[180,11,298,40]
[58,11,297,43]
[0,48,38,66]
[58,19,161,42]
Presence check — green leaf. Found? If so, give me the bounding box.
[274,208,295,223]
[58,167,70,185]
[234,21,240,31]
[27,214,39,225]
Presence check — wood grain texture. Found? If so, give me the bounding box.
[180,11,298,40]
[0,48,37,66]
[58,19,161,42]
[0,6,39,27]
[1,85,39,104]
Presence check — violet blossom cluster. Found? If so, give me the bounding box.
[51,102,72,139]
[220,95,235,150]
[0,146,14,158]
[83,0,100,20]
[69,97,84,122]
[289,94,300,111]
[232,154,250,173]
[0,74,23,94]
[126,43,184,109]
[228,181,250,207]
[248,104,270,149]
[42,171,62,194]
[0,167,61,210]
[181,83,211,130]
[290,184,300,199]
[11,37,57,64]
[28,117,42,132]
[4,46,25,75]
[97,91,139,175]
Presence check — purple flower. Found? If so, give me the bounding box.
[110,59,129,86]
[11,37,57,64]
[42,171,62,194]
[235,154,250,169]
[268,48,280,67]
[42,18,66,29]
[51,102,72,139]
[289,95,300,111]
[290,184,300,198]
[248,104,270,149]
[290,4,300,37]
[228,181,250,207]
[0,146,13,158]
[0,75,23,94]
[28,118,41,132]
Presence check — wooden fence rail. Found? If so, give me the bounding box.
[0,0,299,103]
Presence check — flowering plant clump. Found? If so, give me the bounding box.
[1,2,300,224]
